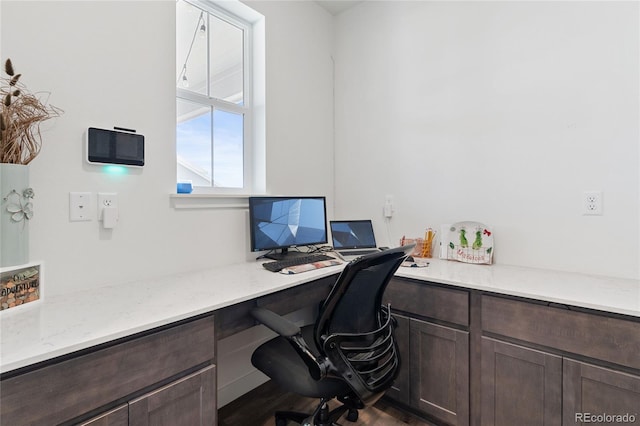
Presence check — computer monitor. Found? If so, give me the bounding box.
[249,196,328,260]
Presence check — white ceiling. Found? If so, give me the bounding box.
[315,1,363,16]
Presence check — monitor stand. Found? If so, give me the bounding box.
[263,248,306,261]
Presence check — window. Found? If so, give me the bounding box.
[176,0,257,192]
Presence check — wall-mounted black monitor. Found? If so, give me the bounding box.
[249,196,328,260]
[87,127,144,167]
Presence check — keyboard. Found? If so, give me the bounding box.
[337,249,380,257]
[262,254,335,272]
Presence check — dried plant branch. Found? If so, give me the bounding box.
[0,58,63,165]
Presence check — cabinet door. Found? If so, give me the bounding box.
[410,319,469,426]
[563,359,640,425]
[386,313,410,404]
[481,338,561,426]
[79,405,128,426]
[129,365,216,426]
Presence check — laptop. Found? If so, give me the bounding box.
[330,220,382,261]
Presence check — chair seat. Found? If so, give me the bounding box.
[252,325,351,399]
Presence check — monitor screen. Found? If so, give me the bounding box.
[330,220,377,249]
[249,196,328,253]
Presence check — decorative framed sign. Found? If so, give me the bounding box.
[443,222,494,265]
[0,262,42,311]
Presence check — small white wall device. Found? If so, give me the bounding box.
[98,192,118,229]
[87,127,144,167]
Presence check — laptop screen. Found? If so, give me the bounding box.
[330,220,377,249]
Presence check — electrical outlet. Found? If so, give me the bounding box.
[98,192,118,219]
[384,195,394,218]
[98,193,118,208]
[582,191,603,216]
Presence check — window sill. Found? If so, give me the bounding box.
[170,193,249,209]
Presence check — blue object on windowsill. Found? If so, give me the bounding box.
[177,181,193,194]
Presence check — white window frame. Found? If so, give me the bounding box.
[176,0,261,196]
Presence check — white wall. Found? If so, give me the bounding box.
[245,0,335,197]
[0,0,335,295]
[334,1,639,279]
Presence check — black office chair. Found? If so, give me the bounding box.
[251,244,414,426]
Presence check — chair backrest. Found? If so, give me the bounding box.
[314,244,414,403]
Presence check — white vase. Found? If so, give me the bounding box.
[0,164,30,267]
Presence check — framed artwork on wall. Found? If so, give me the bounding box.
[0,261,42,311]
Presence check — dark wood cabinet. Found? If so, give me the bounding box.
[81,366,216,426]
[480,339,640,426]
[481,294,640,426]
[0,315,216,425]
[481,338,562,426]
[481,296,640,371]
[384,278,639,426]
[411,319,469,426]
[563,359,640,425]
[384,278,470,426]
[130,365,216,426]
[384,278,469,327]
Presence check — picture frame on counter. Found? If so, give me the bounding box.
[0,261,42,311]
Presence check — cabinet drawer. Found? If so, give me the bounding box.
[482,295,640,370]
[258,275,336,315]
[1,315,215,425]
[384,278,469,326]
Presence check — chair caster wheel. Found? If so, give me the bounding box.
[346,409,358,422]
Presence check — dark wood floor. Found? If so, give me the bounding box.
[218,380,436,426]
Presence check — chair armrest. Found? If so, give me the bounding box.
[251,307,330,380]
[251,306,301,337]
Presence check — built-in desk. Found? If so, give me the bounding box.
[1,258,638,425]
[0,261,344,425]
[0,261,344,374]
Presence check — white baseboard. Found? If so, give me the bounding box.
[218,367,269,408]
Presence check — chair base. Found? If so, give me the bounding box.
[275,399,359,426]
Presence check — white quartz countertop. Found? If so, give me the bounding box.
[0,261,343,374]
[1,258,639,374]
